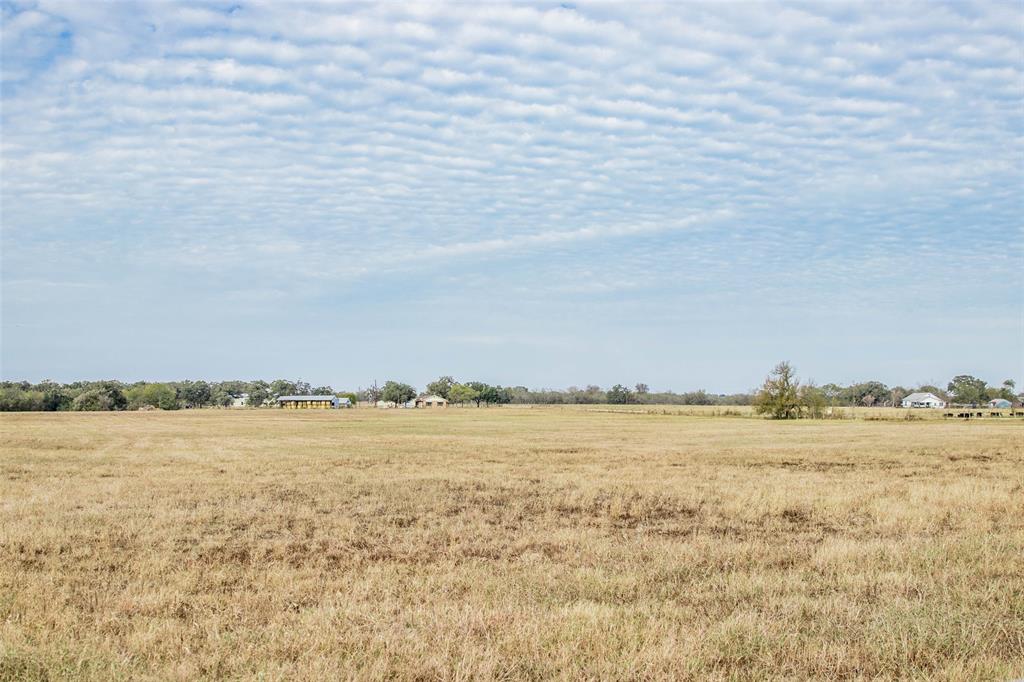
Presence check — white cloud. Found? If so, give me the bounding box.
[1,1,1021,385]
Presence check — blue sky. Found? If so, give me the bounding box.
[2,1,1021,393]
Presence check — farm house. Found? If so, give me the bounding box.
[415,395,448,408]
[901,392,946,409]
[277,395,340,409]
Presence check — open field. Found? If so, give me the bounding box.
[1,409,1022,680]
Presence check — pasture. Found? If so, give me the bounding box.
[1,408,1022,680]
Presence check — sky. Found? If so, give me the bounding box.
[1,1,1022,393]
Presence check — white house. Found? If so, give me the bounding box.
[901,392,946,409]
[230,393,249,408]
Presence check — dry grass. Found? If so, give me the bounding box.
[1,409,1022,680]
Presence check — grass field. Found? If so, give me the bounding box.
[1,408,1022,680]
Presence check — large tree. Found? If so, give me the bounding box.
[998,379,1016,402]
[607,384,633,404]
[842,381,890,407]
[754,361,803,419]
[466,382,491,406]
[178,380,211,408]
[269,379,298,397]
[947,375,987,406]
[381,381,416,406]
[448,383,479,405]
[426,376,455,400]
[71,383,127,411]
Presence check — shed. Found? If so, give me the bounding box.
[415,394,448,408]
[901,392,946,409]
[277,395,340,409]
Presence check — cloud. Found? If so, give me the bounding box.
[1,0,1021,386]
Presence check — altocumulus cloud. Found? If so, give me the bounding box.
[1,1,1021,389]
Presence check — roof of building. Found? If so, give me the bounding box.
[417,394,448,401]
[277,395,338,401]
[903,392,942,402]
[989,398,1012,406]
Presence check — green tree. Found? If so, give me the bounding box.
[209,386,235,407]
[126,383,179,410]
[680,390,714,405]
[820,383,843,404]
[448,383,479,405]
[842,381,890,407]
[426,376,455,400]
[148,384,179,410]
[999,379,1016,401]
[178,380,211,408]
[947,375,987,405]
[607,384,633,404]
[889,386,909,406]
[247,382,270,407]
[800,383,828,418]
[466,382,491,406]
[270,380,294,397]
[381,381,416,406]
[754,361,803,419]
[71,383,126,411]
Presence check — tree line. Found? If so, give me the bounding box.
[753,362,1019,419]
[0,370,1017,412]
[0,379,356,412]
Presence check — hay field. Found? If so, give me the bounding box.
[1,409,1022,680]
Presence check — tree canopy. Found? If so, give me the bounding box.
[947,375,988,405]
[426,376,455,400]
[754,362,803,419]
[381,381,416,405]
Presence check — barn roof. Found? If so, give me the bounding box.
[277,395,337,401]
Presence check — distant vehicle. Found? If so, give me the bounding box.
[901,392,946,409]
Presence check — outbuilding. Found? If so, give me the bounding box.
[901,392,946,409]
[988,398,1012,409]
[277,395,340,409]
[415,394,448,408]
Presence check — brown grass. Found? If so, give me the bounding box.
[1,409,1022,680]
